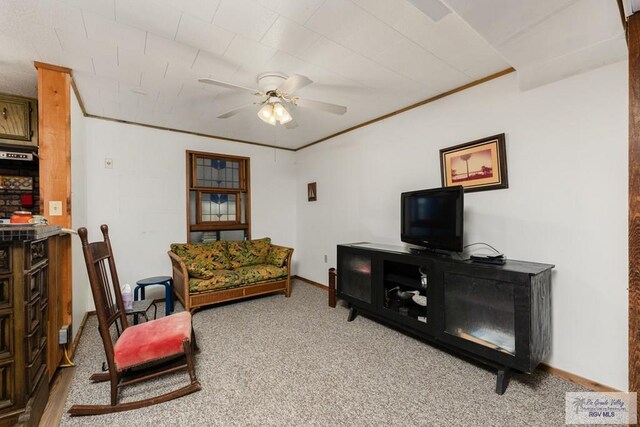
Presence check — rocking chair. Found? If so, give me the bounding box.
[69,225,201,416]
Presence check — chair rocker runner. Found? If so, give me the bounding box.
[69,225,201,416]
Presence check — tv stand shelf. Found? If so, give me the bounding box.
[336,242,553,394]
[384,274,421,289]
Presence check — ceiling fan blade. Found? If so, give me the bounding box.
[198,78,260,95]
[295,98,347,115]
[277,74,313,95]
[217,104,255,119]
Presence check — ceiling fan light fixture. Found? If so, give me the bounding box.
[273,102,286,118]
[279,113,293,125]
[258,104,274,123]
[258,101,292,126]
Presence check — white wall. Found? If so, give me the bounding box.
[295,61,628,390]
[70,90,89,341]
[82,119,297,307]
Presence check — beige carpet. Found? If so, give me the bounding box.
[61,280,586,426]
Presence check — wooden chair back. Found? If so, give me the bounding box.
[78,225,129,373]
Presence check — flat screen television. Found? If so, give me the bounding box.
[401,186,464,252]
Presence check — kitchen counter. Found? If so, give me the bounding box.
[0,224,62,241]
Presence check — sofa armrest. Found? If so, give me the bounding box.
[271,244,294,297]
[168,251,190,311]
[270,244,294,271]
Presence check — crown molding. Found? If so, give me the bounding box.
[295,68,516,151]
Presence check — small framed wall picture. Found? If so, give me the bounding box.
[308,182,317,202]
[440,133,508,193]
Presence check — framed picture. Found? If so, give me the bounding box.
[308,182,317,201]
[440,134,508,193]
[0,176,33,191]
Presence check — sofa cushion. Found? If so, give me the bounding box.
[234,264,288,284]
[171,241,230,279]
[267,246,290,267]
[246,238,271,264]
[189,270,241,293]
[227,238,271,268]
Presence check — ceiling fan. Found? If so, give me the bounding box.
[197,72,347,128]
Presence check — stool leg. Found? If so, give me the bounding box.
[169,279,175,312]
[134,285,140,302]
[164,283,171,316]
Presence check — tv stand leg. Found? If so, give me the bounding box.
[347,306,358,322]
[495,367,511,395]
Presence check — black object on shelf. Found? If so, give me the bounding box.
[470,253,506,265]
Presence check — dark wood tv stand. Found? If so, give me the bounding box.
[336,242,554,394]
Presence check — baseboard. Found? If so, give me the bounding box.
[538,364,620,392]
[293,275,327,290]
[70,311,93,359]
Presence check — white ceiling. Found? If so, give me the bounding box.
[0,0,626,150]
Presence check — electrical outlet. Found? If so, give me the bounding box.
[58,324,71,344]
[105,158,113,169]
[324,254,328,263]
[49,201,62,216]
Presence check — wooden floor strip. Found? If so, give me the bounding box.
[39,366,76,427]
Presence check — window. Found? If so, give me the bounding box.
[186,151,250,242]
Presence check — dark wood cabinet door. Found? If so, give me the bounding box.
[0,97,30,141]
[0,360,15,411]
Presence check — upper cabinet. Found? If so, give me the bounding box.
[0,93,38,148]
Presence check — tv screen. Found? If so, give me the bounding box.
[401,186,464,252]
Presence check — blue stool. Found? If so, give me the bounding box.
[134,276,174,316]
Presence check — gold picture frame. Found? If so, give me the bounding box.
[440,134,508,193]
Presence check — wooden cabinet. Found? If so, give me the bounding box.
[0,230,58,427]
[337,242,553,394]
[0,94,38,148]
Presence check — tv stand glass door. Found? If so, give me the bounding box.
[443,273,516,355]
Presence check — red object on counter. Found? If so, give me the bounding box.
[10,211,33,224]
[21,194,33,208]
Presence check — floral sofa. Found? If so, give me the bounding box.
[168,238,293,312]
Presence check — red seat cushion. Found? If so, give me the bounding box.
[114,311,192,371]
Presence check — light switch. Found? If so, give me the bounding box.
[49,201,62,216]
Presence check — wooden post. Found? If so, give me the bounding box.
[34,62,72,377]
[328,268,336,308]
[630,12,640,420]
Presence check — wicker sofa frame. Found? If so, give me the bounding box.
[168,245,293,312]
